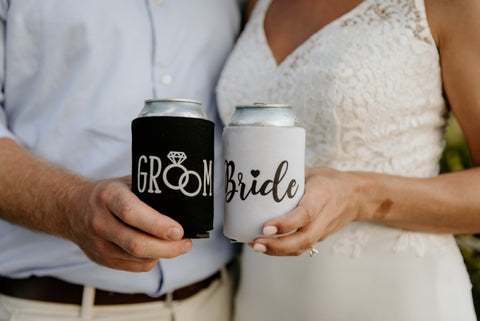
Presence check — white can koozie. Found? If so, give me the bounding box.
[223,104,305,242]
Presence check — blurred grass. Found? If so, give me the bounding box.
[440,116,473,173]
[440,115,479,316]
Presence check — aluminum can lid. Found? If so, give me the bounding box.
[139,98,206,119]
[228,103,297,126]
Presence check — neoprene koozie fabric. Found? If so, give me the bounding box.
[223,125,305,242]
[131,116,214,238]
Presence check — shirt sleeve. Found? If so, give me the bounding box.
[0,1,16,141]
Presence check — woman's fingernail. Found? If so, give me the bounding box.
[263,226,278,236]
[253,243,267,253]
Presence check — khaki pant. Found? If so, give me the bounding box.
[0,269,233,321]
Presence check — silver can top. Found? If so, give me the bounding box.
[228,103,297,126]
[139,98,206,119]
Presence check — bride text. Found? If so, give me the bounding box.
[224,160,299,203]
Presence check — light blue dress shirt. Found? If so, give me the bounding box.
[0,0,242,296]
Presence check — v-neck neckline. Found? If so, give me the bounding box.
[260,0,367,68]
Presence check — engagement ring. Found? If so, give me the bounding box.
[308,246,319,257]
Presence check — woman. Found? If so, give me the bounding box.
[216,0,480,320]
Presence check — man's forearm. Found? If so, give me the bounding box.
[0,137,90,239]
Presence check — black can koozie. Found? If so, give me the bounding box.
[131,99,214,238]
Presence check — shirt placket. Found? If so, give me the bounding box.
[146,0,174,98]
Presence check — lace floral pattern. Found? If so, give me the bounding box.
[332,223,374,258]
[393,230,456,257]
[340,0,434,45]
[216,0,451,258]
[331,222,456,258]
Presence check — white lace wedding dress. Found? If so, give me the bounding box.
[216,0,477,320]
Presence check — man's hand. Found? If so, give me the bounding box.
[67,176,192,272]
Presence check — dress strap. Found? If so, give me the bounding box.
[248,0,272,27]
[410,0,437,46]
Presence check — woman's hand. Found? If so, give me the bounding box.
[250,167,374,256]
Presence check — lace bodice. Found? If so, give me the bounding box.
[216,0,453,258]
[217,0,447,178]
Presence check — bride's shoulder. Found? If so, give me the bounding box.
[424,0,480,48]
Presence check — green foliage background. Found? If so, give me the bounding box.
[440,116,479,316]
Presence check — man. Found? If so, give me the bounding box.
[0,1,243,320]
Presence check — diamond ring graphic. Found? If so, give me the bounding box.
[163,151,202,197]
[167,151,187,165]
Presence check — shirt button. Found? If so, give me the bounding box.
[161,74,172,85]
[155,0,164,5]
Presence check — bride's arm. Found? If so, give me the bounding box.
[250,0,480,256]
[428,0,480,165]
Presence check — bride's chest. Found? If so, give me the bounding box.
[230,22,441,113]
